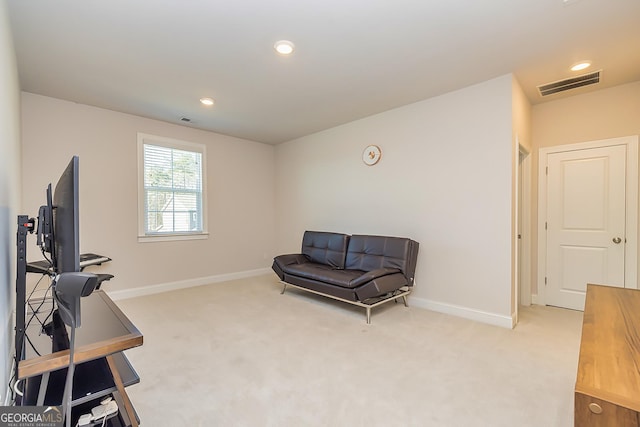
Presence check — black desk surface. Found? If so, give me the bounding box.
[27,253,112,275]
[19,290,143,379]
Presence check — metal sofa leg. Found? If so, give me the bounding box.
[279,280,410,324]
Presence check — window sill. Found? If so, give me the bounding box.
[138,232,209,243]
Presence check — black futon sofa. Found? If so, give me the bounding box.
[272,231,419,323]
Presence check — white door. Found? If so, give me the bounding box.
[545,145,626,310]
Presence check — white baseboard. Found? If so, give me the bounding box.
[4,344,16,405]
[105,271,516,329]
[106,268,271,301]
[410,296,515,329]
[3,371,12,405]
[531,294,538,305]
[4,384,11,406]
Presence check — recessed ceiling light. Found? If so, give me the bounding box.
[571,61,591,71]
[274,40,295,55]
[200,97,214,106]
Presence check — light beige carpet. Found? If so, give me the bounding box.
[115,274,583,427]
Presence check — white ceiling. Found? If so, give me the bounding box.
[7,0,640,144]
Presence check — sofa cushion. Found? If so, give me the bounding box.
[282,274,359,301]
[348,267,402,288]
[301,231,350,269]
[355,273,410,301]
[345,235,415,276]
[283,263,364,288]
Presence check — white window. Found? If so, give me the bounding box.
[137,133,208,242]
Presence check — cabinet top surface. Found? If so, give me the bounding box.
[575,284,640,411]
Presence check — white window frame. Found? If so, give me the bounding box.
[137,133,208,243]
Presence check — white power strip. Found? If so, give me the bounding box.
[77,397,118,426]
[91,400,118,420]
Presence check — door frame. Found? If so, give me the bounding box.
[537,135,639,306]
[519,146,532,307]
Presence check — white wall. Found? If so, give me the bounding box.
[511,77,532,316]
[0,0,22,403]
[21,93,276,293]
[532,81,640,149]
[531,81,640,296]
[275,75,515,326]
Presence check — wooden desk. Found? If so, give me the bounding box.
[575,284,640,427]
[18,290,143,426]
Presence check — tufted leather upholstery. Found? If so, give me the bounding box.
[345,235,418,280]
[273,231,419,302]
[301,231,350,268]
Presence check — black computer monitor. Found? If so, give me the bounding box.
[52,156,80,274]
[36,184,56,267]
[14,155,86,409]
[49,157,98,426]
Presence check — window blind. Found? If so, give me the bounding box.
[143,143,203,234]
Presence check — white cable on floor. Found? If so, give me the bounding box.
[13,379,23,397]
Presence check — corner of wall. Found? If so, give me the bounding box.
[0,0,22,404]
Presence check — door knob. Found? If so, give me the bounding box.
[613,237,622,244]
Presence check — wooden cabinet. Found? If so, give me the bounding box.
[575,284,640,427]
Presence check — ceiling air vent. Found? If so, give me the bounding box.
[538,70,601,97]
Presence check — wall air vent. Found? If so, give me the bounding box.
[537,70,601,97]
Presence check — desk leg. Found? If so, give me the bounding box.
[106,355,139,427]
[36,372,50,406]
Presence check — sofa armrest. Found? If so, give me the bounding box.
[274,253,309,268]
[349,267,401,287]
[272,253,310,280]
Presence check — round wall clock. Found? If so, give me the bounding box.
[362,145,382,166]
